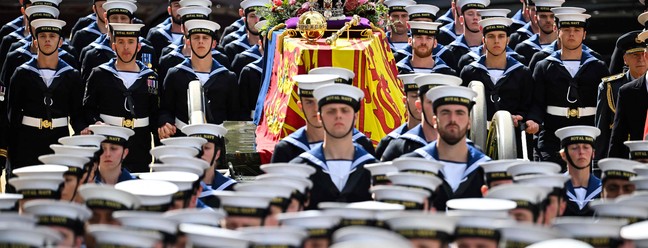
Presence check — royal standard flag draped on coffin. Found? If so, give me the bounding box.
[255,30,405,154]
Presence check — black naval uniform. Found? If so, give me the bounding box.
[223,33,255,64]
[219,18,245,45]
[530,50,610,165]
[0,27,27,74]
[146,21,183,62]
[160,58,240,130]
[83,59,159,172]
[1,42,78,87]
[509,10,528,35]
[396,55,457,75]
[157,43,231,82]
[404,140,490,210]
[514,34,554,66]
[608,75,648,158]
[507,22,534,50]
[381,124,429,161]
[230,44,262,76]
[0,16,23,40]
[70,21,103,57]
[456,46,526,69]
[595,72,633,161]
[271,127,376,162]
[563,175,601,216]
[69,13,96,40]
[437,8,454,26]
[290,144,375,210]
[80,34,156,80]
[238,57,263,120]
[447,35,482,68]
[527,41,603,70]
[436,21,459,46]
[7,58,84,168]
[394,44,458,72]
[375,124,409,160]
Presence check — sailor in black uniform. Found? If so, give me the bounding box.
[238,20,267,120]
[384,0,416,52]
[513,2,563,65]
[555,126,601,216]
[157,0,213,58]
[375,74,421,159]
[459,17,537,157]
[509,0,531,33]
[0,0,30,38]
[530,13,609,168]
[290,83,375,210]
[436,0,462,46]
[222,0,266,62]
[271,74,337,163]
[81,23,158,173]
[230,42,262,77]
[220,12,245,46]
[394,4,459,72]
[79,1,156,80]
[381,74,462,161]
[446,0,490,66]
[6,19,84,169]
[595,31,646,161]
[181,123,237,191]
[396,21,457,75]
[159,19,240,139]
[146,0,183,61]
[70,0,109,56]
[402,85,490,211]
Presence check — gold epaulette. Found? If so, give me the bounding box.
[602,73,624,83]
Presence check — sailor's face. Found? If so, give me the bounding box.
[564,143,593,168]
[225,216,263,230]
[99,143,127,171]
[49,226,78,248]
[456,237,498,248]
[300,97,322,128]
[435,104,470,145]
[406,91,421,120]
[303,238,329,248]
[319,103,357,138]
[509,208,535,223]
[201,142,218,166]
[88,209,119,225]
[169,1,182,23]
[420,96,436,128]
[113,37,139,59]
[602,178,635,199]
[246,11,260,33]
[410,238,443,248]
[389,11,409,34]
[412,35,435,58]
[484,31,507,55]
[94,1,107,23]
[61,174,79,201]
[543,195,564,226]
[462,9,481,31]
[536,12,555,34]
[35,32,61,54]
[189,33,214,54]
[108,14,131,24]
[285,198,302,212]
[559,27,586,50]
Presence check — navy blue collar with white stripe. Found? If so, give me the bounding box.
[565,174,601,209]
[399,124,427,146]
[386,123,409,139]
[397,54,450,73]
[438,8,454,23]
[439,21,458,39]
[511,9,527,26]
[174,58,229,84]
[298,143,375,172]
[546,49,598,69]
[20,57,74,80]
[211,171,237,191]
[98,58,154,79]
[246,57,263,73]
[469,54,524,79]
[413,140,491,178]
[515,22,534,37]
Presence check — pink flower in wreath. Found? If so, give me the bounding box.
[344,0,360,11]
[358,0,368,4]
[289,0,296,5]
[273,0,283,6]
[297,2,310,16]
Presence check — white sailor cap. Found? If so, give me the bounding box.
[383,0,416,13]
[408,21,443,37]
[12,164,68,179]
[514,174,569,191]
[0,224,63,247]
[554,125,600,147]
[109,23,145,38]
[38,154,90,175]
[184,19,221,37]
[138,171,199,200]
[598,158,639,181]
[150,145,200,159]
[177,6,212,22]
[384,212,456,241]
[239,226,308,247]
[50,144,99,158]
[240,0,269,10]
[160,136,208,150]
[620,220,648,244]
[507,161,562,178]
[179,0,211,7]
[364,162,398,185]
[414,73,462,96]
[309,67,356,84]
[500,223,565,246]
[259,162,316,178]
[555,13,591,29]
[181,123,228,143]
[313,83,364,111]
[527,239,594,248]
[292,74,337,97]
[159,155,210,170]
[322,201,404,227]
[636,165,648,177]
[485,184,550,210]
[28,0,62,7]
[0,194,23,211]
[615,192,648,207]
[212,191,274,217]
[479,159,518,185]
[24,5,59,20]
[179,223,248,247]
[477,8,511,19]
[387,172,443,192]
[256,173,313,193]
[425,85,477,111]
[254,20,267,32]
[115,179,179,212]
[8,176,63,200]
[77,184,141,210]
[625,140,648,160]
[234,182,296,210]
[102,1,138,17]
[392,157,444,176]
[113,211,179,235]
[478,17,513,34]
[371,185,431,210]
[164,208,227,226]
[405,4,440,20]
[446,198,517,218]
[552,217,627,246]
[330,239,414,248]
[631,176,648,191]
[533,0,565,12]
[58,135,105,147]
[89,124,135,145]
[456,0,490,11]
[397,74,422,92]
[550,7,586,15]
[0,213,36,226]
[454,216,513,241]
[30,19,65,35]
[590,200,648,224]
[278,210,341,238]
[333,225,412,245]
[88,224,162,247]
[149,163,204,177]
[23,200,91,232]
